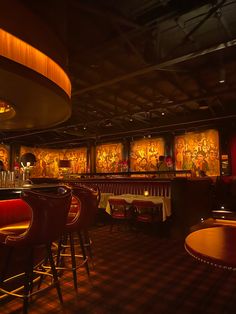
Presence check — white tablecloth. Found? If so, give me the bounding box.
[99,192,114,209]
[106,194,171,221]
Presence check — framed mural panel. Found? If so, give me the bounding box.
[130,138,165,171]
[174,129,220,176]
[20,146,87,178]
[0,144,9,170]
[96,143,123,173]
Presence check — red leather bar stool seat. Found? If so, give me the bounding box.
[0,199,32,237]
[0,187,72,314]
[57,185,99,291]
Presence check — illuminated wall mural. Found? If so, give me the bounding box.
[96,143,123,173]
[20,146,87,177]
[130,138,165,171]
[174,129,220,176]
[0,144,9,170]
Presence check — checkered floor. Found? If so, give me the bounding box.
[1,225,236,314]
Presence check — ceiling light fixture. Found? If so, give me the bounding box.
[219,67,225,84]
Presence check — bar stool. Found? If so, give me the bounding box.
[80,185,100,260]
[0,186,72,314]
[56,185,99,291]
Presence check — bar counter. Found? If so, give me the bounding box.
[0,176,214,236]
[0,183,63,200]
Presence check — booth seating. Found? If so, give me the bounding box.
[0,187,72,314]
[68,177,214,237]
[29,177,215,238]
[66,178,171,198]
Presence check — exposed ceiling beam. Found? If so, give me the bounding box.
[182,0,226,43]
[73,37,236,95]
[30,113,236,147]
[2,82,236,143]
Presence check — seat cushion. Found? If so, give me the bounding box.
[112,212,126,219]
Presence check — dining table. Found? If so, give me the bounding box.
[185,226,236,270]
[105,193,171,222]
[99,192,115,209]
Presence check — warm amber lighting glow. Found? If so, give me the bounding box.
[130,138,165,171]
[0,28,71,98]
[174,129,220,176]
[20,146,87,178]
[96,143,123,173]
[0,101,10,113]
[0,99,15,120]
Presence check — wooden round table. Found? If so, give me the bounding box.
[185,226,236,270]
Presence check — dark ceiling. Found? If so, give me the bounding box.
[1,0,236,148]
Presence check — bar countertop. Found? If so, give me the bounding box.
[0,183,63,200]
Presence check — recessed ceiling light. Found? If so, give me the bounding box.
[219,67,226,84]
[161,112,165,116]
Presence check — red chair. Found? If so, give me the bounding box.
[56,185,99,291]
[0,187,72,314]
[108,198,133,231]
[132,200,162,233]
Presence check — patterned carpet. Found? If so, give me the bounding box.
[1,225,236,314]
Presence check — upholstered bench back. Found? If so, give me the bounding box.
[70,179,171,197]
